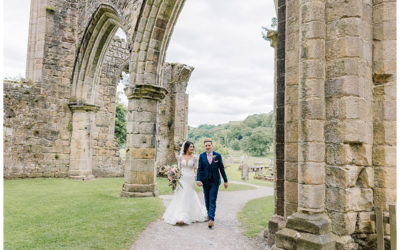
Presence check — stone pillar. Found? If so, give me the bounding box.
[267,0,287,246]
[372,0,396,243]
[325,0,374,247]
[173,72,192,158]
[26,0,47,82]
[121,84,167,197]
[156,63,193,173]
[274,0,336,248]
[68,103,100,180]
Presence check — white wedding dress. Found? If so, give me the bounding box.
[162,156,208,225]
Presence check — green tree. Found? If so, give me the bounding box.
[241,127,273,156]
[194,137,230,156]
[114,103,127,148]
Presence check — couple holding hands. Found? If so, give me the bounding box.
[162,139,228,229]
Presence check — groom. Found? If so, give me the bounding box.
[197,139,228,229]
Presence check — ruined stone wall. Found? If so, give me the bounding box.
[92,36,129,177]
[4,80,70,178]
[156,63,193,173]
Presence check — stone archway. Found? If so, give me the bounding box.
[6,0,396,248]
[121,0,186,197]
[68,4,128,180]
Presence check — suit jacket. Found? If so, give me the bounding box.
[196,151,228,185]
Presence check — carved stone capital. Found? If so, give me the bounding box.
[125,84,168,101]
[68,103,100,112]
[267,30,278,49]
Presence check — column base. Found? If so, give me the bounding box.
[120,183,158,198]
[69,174,95,181]
[120,190,158,197]
[265,214,286,246]
[274,212,336,250]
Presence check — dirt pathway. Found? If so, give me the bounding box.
[130,181,273,250]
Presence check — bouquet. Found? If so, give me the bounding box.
[167,164,183,191]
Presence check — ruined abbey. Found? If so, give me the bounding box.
[3,0,396,249]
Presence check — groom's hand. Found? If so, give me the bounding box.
[197,181,203,187]
[224,182,228,189]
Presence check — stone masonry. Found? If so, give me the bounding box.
[270,0,397,249]
[156,63,193,174]
[3,0,396,248]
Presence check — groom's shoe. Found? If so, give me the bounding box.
[208,220,214,229]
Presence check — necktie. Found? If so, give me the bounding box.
[207,153,212,165]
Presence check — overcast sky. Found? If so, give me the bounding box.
[3,0,276,127]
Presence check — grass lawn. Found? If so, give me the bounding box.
[4,178,164,250]
[225,166,274,187]
[237,196,274,238]
[156,177,255,195]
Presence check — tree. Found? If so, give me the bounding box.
[241,127,273,156]
[194,137,230,156]
[114,103,127,148]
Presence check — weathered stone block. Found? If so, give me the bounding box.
[130,134,155,148]
[285,162,298,182]
[300,39,325,59]
[298,120,324,143]
[374,166,396,189]
[275,228,298,249]
[124,170,154,185]
[328,211,357,235]
[125,158,154,172]
[326,187,373,212]
[326,76,361,98]
[284,202,298,218]
[373,121,396,145]
[285,121,298,143]
[326,143,372,166]
[298,142,325,163]
[326,0,363,23]
[299,162,324,185]
[286,212,332,235]
[356,212,375,233]
[297,232,336,250]
[372,145,396,166]
[128,148,156,159]
[285,181,298,204]
[373,187,396,210]
[285,142,298,162]
[298,184,325,211]
[303,21,325,39]
[300,1,325,23]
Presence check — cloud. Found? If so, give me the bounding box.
[166,0,277,126]
[3,0,30,78]
[3,0,277,127]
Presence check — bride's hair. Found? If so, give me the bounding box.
[183,141,194,155]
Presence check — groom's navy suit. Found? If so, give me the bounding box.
[197,151,228,221]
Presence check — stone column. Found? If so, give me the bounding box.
[173,74,191,158]
[121,84,167,197]
[274,0,335,248]
[68,103,99,180]
[26,0,47,82]
[372,0,396,243]
[156,63,193,173]
[324,0,374,247]
[266,0,287,246]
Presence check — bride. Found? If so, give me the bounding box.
[162,141,208,225]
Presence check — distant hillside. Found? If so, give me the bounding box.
[188,112,274,156]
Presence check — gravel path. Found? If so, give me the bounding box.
[130,181,273,250]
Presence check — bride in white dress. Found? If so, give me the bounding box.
[163,141,208,225]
